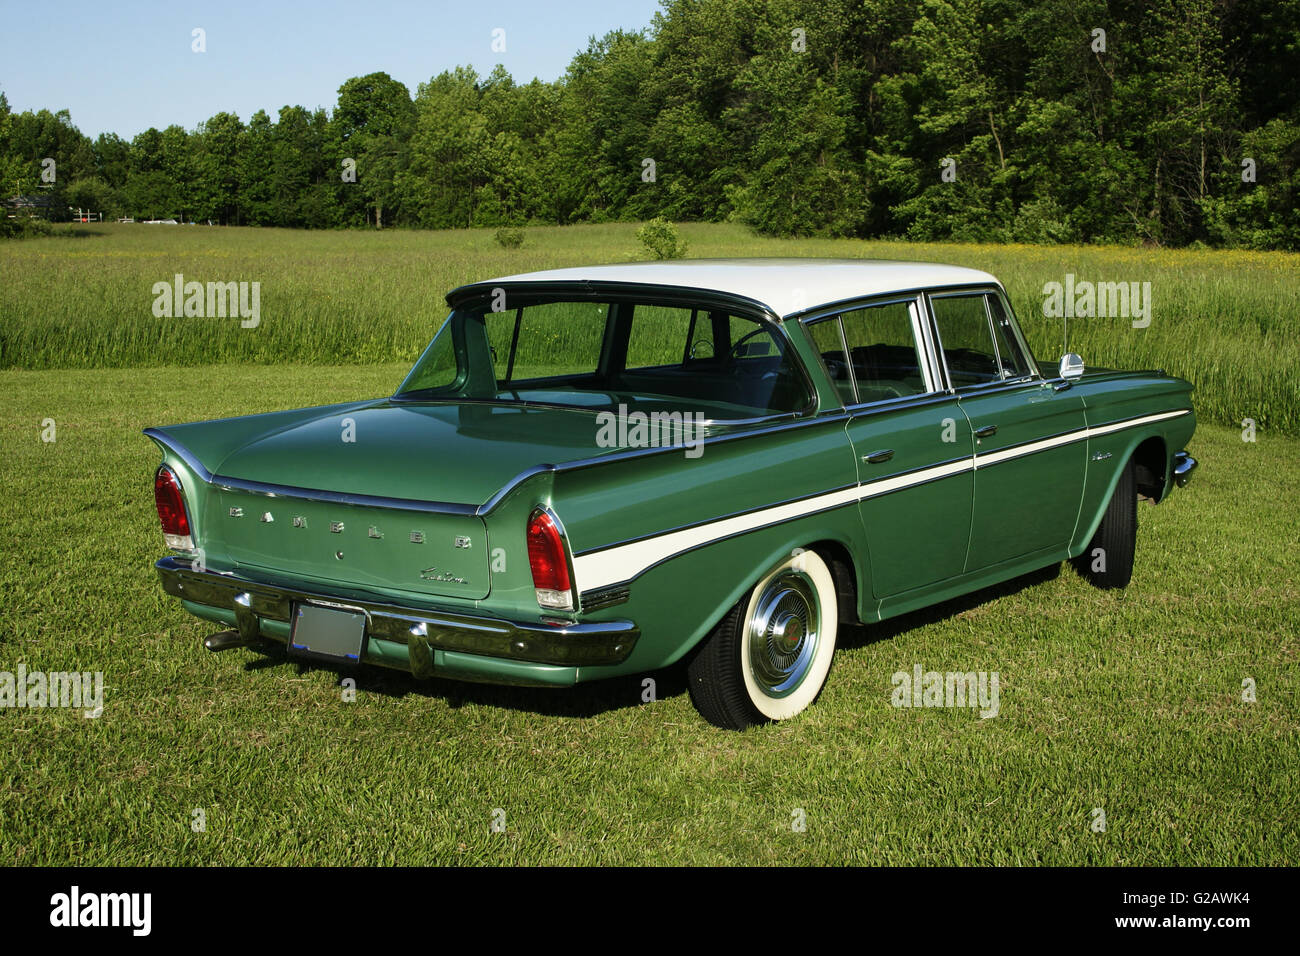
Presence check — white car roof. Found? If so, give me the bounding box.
[469,258,1000,318]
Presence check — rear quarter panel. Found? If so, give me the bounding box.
[514,416,866,677]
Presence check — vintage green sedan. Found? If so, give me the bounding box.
[147,259,1197,728]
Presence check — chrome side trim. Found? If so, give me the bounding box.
[156,556,638,668]
[571,408,1192,592]
[211,475,480,516]
[1086,409,1190,439]
[573,480,866,558]
[581,586,632,612]
[144,427,215,482]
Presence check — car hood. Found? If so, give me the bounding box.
[149,399,619,507]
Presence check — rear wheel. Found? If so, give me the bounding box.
[687,549,838,729]
[1074,457,1137,589]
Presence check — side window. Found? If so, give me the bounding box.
[728,314,780,360]
[626,304,695,369]
[684,310,716,361]
[986,295,1034,379]
[929,294,1001,388]
[807,317,854,403]
[840,300,928,402]
[486,301,608,384]
[400,318,461,393]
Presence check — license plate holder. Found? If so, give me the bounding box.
[289,602,366,664]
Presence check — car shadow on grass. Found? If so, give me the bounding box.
[835,561,1063,651]
[232,562,1062,720]
[239,639,690,720]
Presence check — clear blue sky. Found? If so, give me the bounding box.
[0,0,664,139]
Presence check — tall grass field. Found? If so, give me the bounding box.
[2,222,1297,434]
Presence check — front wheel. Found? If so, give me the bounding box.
[686,549,839,729]
[1074,457,1137,589]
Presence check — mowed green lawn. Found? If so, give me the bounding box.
[1,363,1296,865]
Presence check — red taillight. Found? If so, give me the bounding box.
[154,467,192,548]
[527,509,572,610]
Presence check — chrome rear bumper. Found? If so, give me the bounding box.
[1173,450,1198,488]
[155,556,638,670]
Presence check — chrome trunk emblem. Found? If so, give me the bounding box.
[368,526,383,539]
[292,516,307,528]
[410,531,425,544]
[454,536,472,549]
[420,566,467,584]
[229,507,244,518]
[330,521,345,533]
[260,512,274,523]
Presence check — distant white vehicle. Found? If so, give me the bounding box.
[143,219,179,225]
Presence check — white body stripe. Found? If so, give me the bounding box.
[573,409,1190,593]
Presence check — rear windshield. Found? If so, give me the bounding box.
[395,294,812,419]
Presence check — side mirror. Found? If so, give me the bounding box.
[1059,353,1085,380]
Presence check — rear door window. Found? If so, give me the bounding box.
[839,299,930,402]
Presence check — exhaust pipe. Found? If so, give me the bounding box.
[203,629,257,652]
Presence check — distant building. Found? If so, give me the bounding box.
[4,194,58,219]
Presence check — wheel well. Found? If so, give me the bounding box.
[808,539,861,625]
[1132,436,1168,502]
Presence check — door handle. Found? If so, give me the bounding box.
[863,449,895,464]
[974,424,998,438]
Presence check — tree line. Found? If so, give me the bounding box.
[2,0,1296,248]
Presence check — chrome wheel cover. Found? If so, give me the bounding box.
[747,570,821,699]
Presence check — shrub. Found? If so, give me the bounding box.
[0,216,55,240]
[636,218,688,259]
[494,227,525,249]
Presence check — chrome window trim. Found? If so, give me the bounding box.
[835,312,858,404]
[912,294,945,393]
[925,285,1045,394]
[803,312,858,405]
[988,288,1043,380]
[841,390,963,419]
[981,293,1007,380]
[436,281,822,422]
[800,292,942,412]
